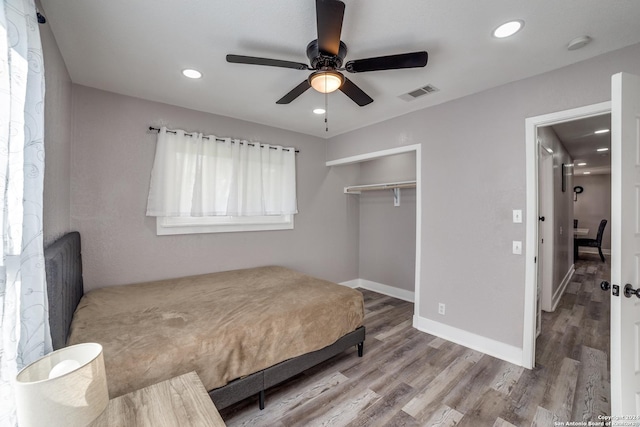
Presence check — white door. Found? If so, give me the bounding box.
[611,72,640,415]
[538,144,554,314]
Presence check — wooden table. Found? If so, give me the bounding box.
[90,371,226,427]
[574,227,589,237]
[573,228,590,261]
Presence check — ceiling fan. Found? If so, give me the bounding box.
[226,0,428,107]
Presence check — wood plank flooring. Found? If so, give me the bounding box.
[219,254,610,426]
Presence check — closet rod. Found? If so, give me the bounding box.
[344,180,416,194]
[148,126,299,153]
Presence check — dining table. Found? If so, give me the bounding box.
[573,227,590,260]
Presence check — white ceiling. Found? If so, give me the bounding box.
[40,0,640,139]
[551,114,611,176]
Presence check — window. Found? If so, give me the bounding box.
[146,127,297,234]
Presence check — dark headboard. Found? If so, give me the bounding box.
[44,232,84,350]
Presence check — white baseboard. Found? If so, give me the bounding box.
[413,315,523,367]
[550,266,575,312]
[339,278,415,303]
[339,279,361,288]
[342,279,522,366]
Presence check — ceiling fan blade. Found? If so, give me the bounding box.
[339,77,373,107]
[345,51,428,73]
[276,80,311,104]
[316,0,345,56]
[226,54,309,70]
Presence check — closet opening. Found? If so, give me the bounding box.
[326,144,422,318]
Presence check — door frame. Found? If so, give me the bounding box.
[524,101,611,368]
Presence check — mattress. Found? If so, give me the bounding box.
[67,266,364,397]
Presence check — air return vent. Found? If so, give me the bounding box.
[399,84,439,101]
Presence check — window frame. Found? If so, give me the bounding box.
[156,214,294,235]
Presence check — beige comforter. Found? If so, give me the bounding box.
[67,266,364,397]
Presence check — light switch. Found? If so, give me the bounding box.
[512,241,522,255]
[513,209,522,223]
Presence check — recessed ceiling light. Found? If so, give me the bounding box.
[596,148,609,152]
[545,148,554,154]
[182,69,202,79]
[313,108,326,115]
[594,129,610,134]
[577,162,587,166]
[584,172,591,175]
[493,20,524,38]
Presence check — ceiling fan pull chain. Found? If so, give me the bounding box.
[325,90,329,132]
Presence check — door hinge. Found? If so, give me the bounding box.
[534,256,537,263]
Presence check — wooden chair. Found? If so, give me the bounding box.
[575,219,607,262]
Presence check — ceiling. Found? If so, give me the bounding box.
[551,114,611,176]
[40,0,640,139]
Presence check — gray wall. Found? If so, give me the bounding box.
[574,174,612,250]
[358,153,416,292]
[327,43,640,348]
[70,85,360,291]
[40,2,73,246]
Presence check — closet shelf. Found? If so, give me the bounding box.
[343,180,416,194]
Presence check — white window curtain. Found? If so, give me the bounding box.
[146,127,298,217]
[0,0,50,425]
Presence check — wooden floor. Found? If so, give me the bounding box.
[220,254,610,426]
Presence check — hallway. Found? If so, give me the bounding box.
[533,253,611,424]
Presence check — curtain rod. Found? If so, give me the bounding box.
[148,127,299,153]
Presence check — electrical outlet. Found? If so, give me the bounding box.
[438,303,445,315]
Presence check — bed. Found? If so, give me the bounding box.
[44,232,365,410]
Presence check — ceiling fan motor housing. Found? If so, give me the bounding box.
[306,39,348,69]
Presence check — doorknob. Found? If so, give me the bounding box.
[539,216,545,222]
[600,281,610,291]
[624,284,640,298]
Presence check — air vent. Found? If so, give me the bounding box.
[399,84,439,101]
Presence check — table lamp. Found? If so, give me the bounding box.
[15,343,109,427]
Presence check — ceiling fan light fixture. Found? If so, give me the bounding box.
[309,70,344,94]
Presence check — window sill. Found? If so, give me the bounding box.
[156,215,294,235]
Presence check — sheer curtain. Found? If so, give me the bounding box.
[147,127,298,217]
[0,0,50,425]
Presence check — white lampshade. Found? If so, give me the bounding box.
[16,343,109,427]
[309,70,344,94]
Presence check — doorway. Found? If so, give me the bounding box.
[524,101,611,369]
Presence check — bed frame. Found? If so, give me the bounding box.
[44,232,365,410]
